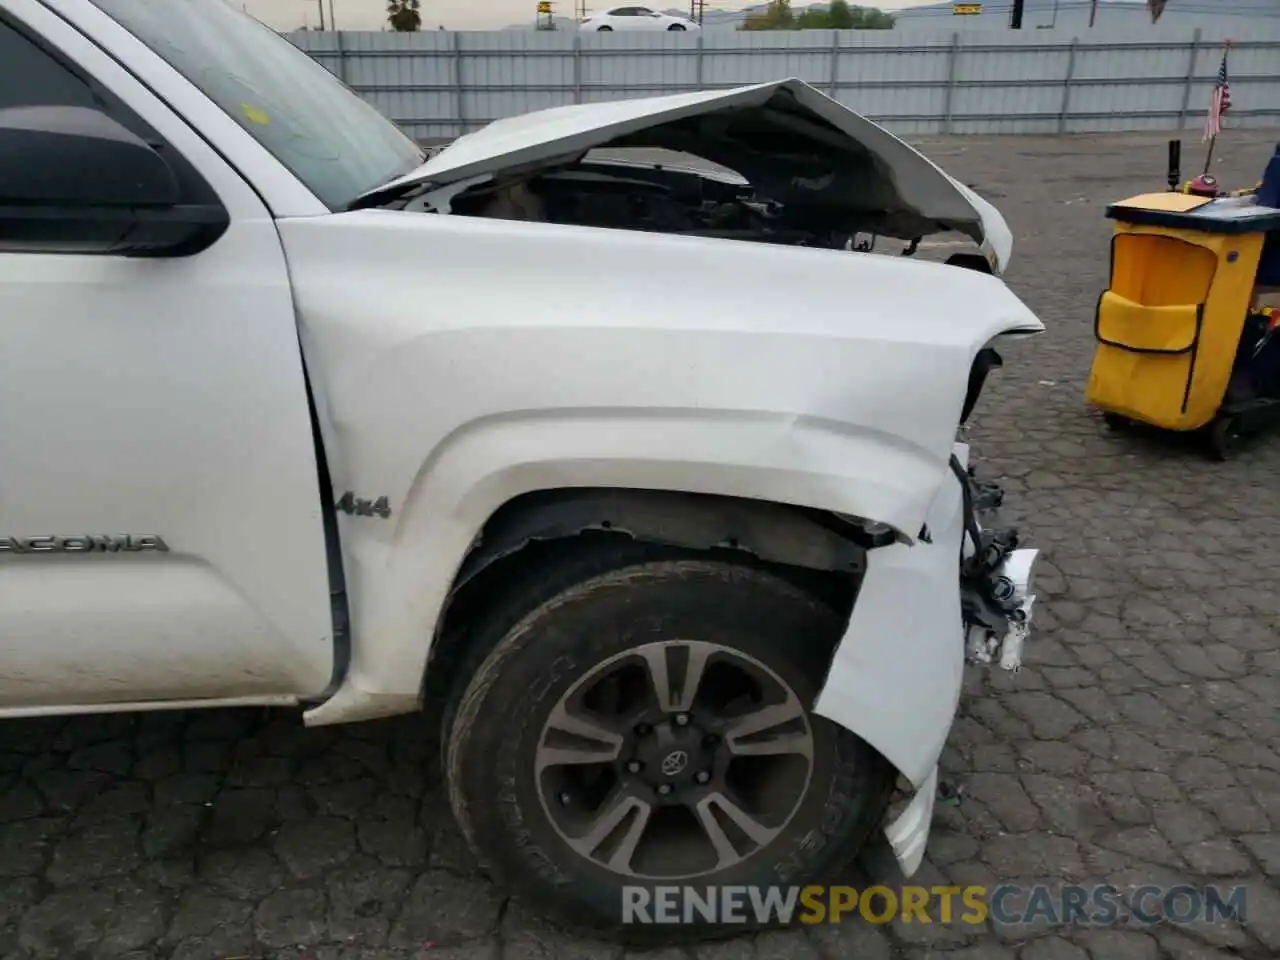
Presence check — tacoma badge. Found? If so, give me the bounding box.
[0,535,170,553]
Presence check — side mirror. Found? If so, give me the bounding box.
[0,105,228,257]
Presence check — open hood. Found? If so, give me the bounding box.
[356,78,1012,273]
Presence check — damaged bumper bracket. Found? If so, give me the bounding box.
[954,457,1040,673]
[814,445,1040,879]
[965,546,1040,671]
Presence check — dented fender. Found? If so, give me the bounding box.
[280,210,1042,728]
[300,410,953,727]
[813,442,970,790]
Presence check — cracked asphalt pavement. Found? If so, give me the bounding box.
[2,131,1279,960]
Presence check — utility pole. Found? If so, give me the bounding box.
[316,0,325,30]
[689,0,704,25]
[1089,0,1098,28]
[328,0,337,30]
[576,0,588,21]
[1009,0,1024,29]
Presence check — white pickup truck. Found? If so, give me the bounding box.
[0,0,1044,941]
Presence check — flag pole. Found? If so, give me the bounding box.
[1203,38,1232,176]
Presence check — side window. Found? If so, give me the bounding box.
[0,14,216,206]
[0,18,101,111]
[609,8,638,16]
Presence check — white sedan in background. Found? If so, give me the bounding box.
[580,6,701,31]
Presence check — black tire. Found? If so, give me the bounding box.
[1207,415,1240,461]
[1102,412,1130,432]
[668,23,687,30]
[444,547,894,943]
[597,24,612,30]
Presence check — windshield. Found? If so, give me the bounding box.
[89,0,424,210]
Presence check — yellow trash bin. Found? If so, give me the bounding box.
[1086,191,1280,452]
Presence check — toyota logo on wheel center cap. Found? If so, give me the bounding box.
[660,750,689,777]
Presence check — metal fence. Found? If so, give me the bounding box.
[288,25,1280,142]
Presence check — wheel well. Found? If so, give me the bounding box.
[424,488,869,724]
[946,252,994,275]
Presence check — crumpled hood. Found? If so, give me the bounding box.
[356,78,1013,273]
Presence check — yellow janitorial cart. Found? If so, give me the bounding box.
[1085,179,1280,460]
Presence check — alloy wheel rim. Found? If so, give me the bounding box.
[533,639,815,880]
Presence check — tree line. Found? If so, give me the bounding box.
[740,1,895,31]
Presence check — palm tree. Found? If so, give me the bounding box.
[387,0,422,32]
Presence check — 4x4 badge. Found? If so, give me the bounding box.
[335,492,391,519]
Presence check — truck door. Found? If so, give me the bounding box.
[0,1,335,710]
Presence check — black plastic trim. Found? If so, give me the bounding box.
[961,347,1003,425]
[297,365,352,706]
[1106,203,1280,235]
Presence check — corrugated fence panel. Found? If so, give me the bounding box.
[582,32,703,96]
[286,25,1280,141]
[701,30,832,87]
[834,31,953,131]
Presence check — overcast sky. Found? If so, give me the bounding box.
[242,0,944,32]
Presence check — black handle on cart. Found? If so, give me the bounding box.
[1168,139,1182,192]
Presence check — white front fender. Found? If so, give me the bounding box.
[283,210,1042,732]
[813,442,967,789]
[303,411,951,727]
[812,442,970,874]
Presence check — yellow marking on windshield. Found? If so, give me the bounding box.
[241,103,271,126]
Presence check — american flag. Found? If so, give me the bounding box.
[1203,47,1232,142]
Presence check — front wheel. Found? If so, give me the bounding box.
[668,23,687,30]
[445,550,894,942]
[597,24,613,30]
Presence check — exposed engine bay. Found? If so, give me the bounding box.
[443,155,878,251]
[356,79,1009,273]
